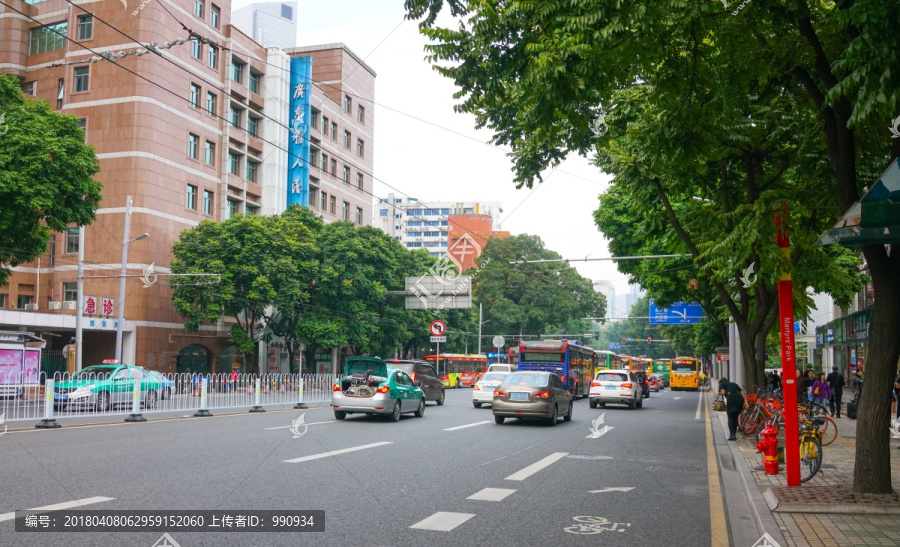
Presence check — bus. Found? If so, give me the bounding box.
[638,357,654,376]
[593,350,622,371]
[654,358,672,387]
[670,356,700,390]
[619,355,637,372]
[424,354,488,388]
[508,346,519,367]
[518,340,595,397]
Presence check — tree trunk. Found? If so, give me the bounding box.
[302,345,316,376]
[853,244,900,494]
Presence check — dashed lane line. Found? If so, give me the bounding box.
[283,441,392,463]
[443,420,492,431]
[504,452,569,481]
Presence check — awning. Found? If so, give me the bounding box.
[815,158,900,246]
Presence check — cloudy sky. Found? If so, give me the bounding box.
[232,0,633,298]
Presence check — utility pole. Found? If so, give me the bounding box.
[75,226,85,372]
[115,195,148,363]
[477,302,483,355]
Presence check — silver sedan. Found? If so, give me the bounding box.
[492,371,573,426]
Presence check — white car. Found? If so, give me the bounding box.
[589,369,643,410]
[487,364,513,373]
[472,372,510,408]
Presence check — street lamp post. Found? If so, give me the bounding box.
[114,195,148,363]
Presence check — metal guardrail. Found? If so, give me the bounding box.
[0,371,335,427]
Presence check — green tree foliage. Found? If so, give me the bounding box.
[0,73,102,285]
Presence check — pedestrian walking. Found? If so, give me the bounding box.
[719,378,747,441]
[893,374,900,420]
[826,365,845,418]
[801,369,816,401]
[771,371,781,392]
[812,372,831,413]
[795,368,805,401]
[850,368,863,400]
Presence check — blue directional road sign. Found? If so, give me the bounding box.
[609,343,621,350]
[649,299,705,324]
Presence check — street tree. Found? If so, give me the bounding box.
[0,73,102,285]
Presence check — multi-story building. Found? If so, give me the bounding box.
[0,0,293,374]
[375,194,504,260]
[231,2,297,49]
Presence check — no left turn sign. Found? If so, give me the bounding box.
[430,320,446,336]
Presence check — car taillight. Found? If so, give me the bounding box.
[494,390,505,397]
[534,391,550,399]
[621,383,633,388]
[410,373,417,383]
[591,381,601,387]
[332,384,340,391]
[377,385,389,394]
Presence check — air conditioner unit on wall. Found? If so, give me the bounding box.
[24,303,38,311]
[63,301,76,310]
[49,301,61,310]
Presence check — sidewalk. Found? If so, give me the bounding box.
[712,394,900,546]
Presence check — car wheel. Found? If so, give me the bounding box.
[389,401,401,422]
[495,415,505,424]
[144,390,158,409]
[334,410,346,420]
[414,398,425,418]
[164,387,172,400]
[636,398,643,409]
[437,390,445,406]
[564,401,573,422]
[96,391,111,412]
[628,397,636,410]
[474,402,482,408]
[548,405,558,426]
[589,399,598,409]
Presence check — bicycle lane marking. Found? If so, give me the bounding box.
[705,392,729,547]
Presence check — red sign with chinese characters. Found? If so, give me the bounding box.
[84,296,97,315]
[101,297,114,316]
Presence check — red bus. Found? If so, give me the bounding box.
[424,354,488,388]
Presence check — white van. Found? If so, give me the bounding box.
[487,364,513,373]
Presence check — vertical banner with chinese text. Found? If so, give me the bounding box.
[288,56,312,207]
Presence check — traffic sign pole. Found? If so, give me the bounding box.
[775,205,800,487]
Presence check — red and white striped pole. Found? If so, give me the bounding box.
[775,204,800,486]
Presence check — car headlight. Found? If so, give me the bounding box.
[69,386,96,400]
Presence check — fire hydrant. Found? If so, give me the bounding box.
[756,424,780,475]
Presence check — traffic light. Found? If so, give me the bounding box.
[647,337,652,343]
[594,332,599,341]
[622,337,626,343]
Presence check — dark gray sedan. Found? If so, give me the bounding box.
[492,371,573,426]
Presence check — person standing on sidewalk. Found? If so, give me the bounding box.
[812,372,831,414]
[801,369,816,401]
[827,365,845,418]
[719,378,747,441]
[893,374,900,420]
[850,368,864,400]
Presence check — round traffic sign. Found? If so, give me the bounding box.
[492,335,505,348]
[430,320,446,336]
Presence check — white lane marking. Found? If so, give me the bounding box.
[695,390,703,421]
[265,420,338,430]
[410,512,475,531]
[283,441,392,463]
[589,487,635,494]
[505,452,569,481]
[443,420,492,431]
[467,488,516,501]
[673,397,682,400]
[0,496,115,523]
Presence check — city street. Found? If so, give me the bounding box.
[0,388,714,546]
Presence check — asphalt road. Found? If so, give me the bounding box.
[0,386,714,546]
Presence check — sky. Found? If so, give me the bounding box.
[231,0,633,297]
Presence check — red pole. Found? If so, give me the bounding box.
[775,204,800,486]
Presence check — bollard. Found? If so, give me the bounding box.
[294,377,307,409]
[125,376,146,422]
[249,378,265,412]
[35,379,61,429]
[194,378,212,417]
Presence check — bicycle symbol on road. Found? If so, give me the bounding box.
[564,516,630,535]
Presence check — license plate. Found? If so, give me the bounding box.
[510,392,528,400]
[605,386,616,390]
[54,394,67,400]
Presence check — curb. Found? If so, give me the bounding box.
[763,487,900,515]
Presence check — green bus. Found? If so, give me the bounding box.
[654,359,672,387]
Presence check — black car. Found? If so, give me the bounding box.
[384,359,445,405]
[634,371,650,398]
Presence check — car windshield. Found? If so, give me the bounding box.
[72,366,117,380]
[388,363,415,374]
[479,372,508,383]
[596,372,629,383]
[503,373,548,387]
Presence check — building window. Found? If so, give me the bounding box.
[319,153,327,171]
[311,110,319,131]
[210,4,220,28]
[65,227,79,254]
[357,105,365,124]
[194,0,204,18]
[226,198,238,219]
[356,207,363,225]
[186,184,197,209]
[229,105,242,128]
[344,95,351,113]
[356,173,364,190]
[63,282,77,303]
[0,294,6,309]
[203,190,213,215]
[56,78,64,108]
[29,22,67,55]
[188,133,199,159]
[330,159,336,176]
[204,140,215,165]
[342,165,350,183]
[329,196,336,214]
[357,138,364,157]
[208,45,218,69]
[246,205,259,215]
[330,121,337,140]
[76,15,92,40]
[320,192,327,210]
[343,130,350,148]
[190,83,200,108]
[249,71,260,94]
[231,60,243,83]
[228,152,240,175]
[78,118,87,142]
[206,92,216,115]
[321,115,328,134]
[192,37,201,58]
[342,201,349,220]
[247,115,259,137]
[20,81,36,96]
[74,66,90,92]
[246,160,258,183]
[379,209,388,217]
[17,295,33,309]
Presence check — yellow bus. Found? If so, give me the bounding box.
[670,357,700,390]
[638,357,654,376]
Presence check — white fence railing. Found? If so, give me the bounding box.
[0,371,334,426]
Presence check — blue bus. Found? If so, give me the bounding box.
[518,340,595,398]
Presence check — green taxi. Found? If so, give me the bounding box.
[54,363,164,411]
